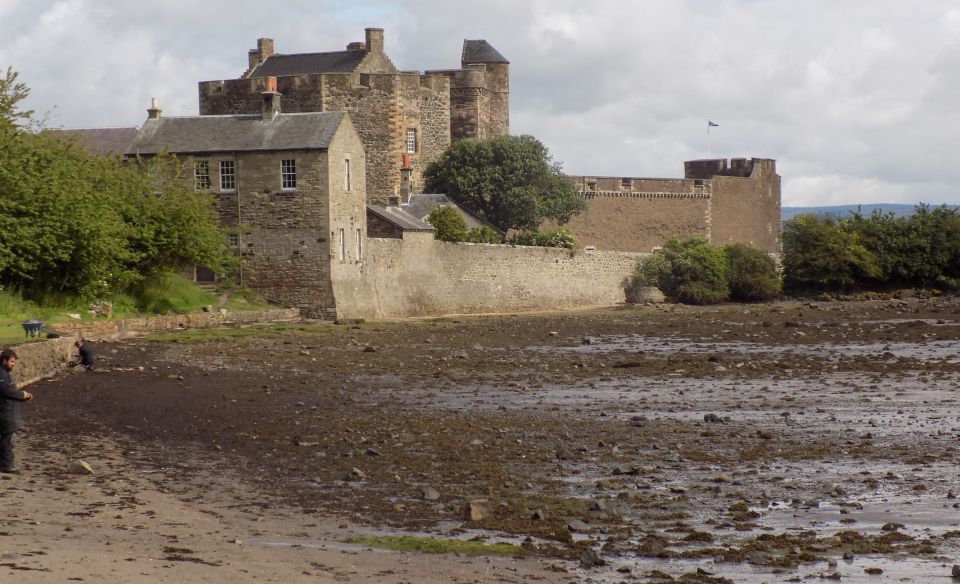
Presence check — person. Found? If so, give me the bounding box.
[72,339,94,371]
[0,349,33,474]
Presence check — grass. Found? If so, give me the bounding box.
[342,535,524,556]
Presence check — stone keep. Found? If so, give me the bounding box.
[198,28,510,203]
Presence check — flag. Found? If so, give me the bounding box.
[708,120,719,127]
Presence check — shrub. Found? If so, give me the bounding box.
[634,238,730,305]
[466,225,503,244]
[782,214,880,292]
[425,206,468,242]
[509,228,576,249]
[128,270,214,314]
[723,243,781,301]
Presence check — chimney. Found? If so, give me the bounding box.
[147,97,162,120]
[346,41,367,52]
[261,77,281,120]
[399,155,412,203]
[365,28,384,54]
[257,38,274,60]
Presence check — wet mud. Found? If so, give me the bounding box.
[29,296,960,582]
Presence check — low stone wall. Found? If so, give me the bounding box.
[50,308,301,341]
[6,337,77,387]
[331,233,646,320]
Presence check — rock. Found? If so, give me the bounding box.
[531,509,546,521]
[363,448,382,457]
[363,346,377,353]
[843,552,855,561]
[567,519,590,532]
[951,564,960,578]
[703,413,723,424]
[68,460,93,475]
[589,500,607,512]
[421,487,440,501]
[582,337,600,345]
[465,499,492,521]
[756,429,773,440]
[881,522,905,532]
[579,548,605,569]
[548,331,559,336]
[345,467,366,482]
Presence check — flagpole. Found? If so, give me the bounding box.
[707,123,711,159]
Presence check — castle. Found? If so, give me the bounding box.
[197,28,509,202]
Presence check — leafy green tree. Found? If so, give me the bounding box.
[0,67,34,126]
[466,225,503,244]
[723,243,781,301]
[782,214,879,291]
[425,205,469,242]
[509,227,577,249]
[659,238,730,305]
[423,135,586,232]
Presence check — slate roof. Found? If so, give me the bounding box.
[462,40,509,64]
[249,51,366,78]
[367,204,435,232]
[126,112,347,155]
[47,127,140,155]
[403,193,501,233]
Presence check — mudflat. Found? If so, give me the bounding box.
[7,295,960,583]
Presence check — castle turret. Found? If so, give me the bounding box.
[461,39,510,138]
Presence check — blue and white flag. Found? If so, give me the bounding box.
[708,120,719,127]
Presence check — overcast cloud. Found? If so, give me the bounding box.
[1,0,958,206]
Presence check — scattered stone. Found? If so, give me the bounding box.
[756,429,773,440]
[567,519,590,532]
[582,337,600,345]
[881,522,905,532]
[531,509,546,521]
[548,331,559,336]
[843,552,855,561]
[589,500,607,512]
[421,487,440,501]
[345,468,366,482]
[362,346,377,353]
[864,567,883,575]
[465,499,492,521]
[951,564,960,578]
[703,413,723,424]
[68,460,94,475]
[363,448,382,457]
[579,548,605,569]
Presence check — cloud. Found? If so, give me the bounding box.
[1,0,958,205]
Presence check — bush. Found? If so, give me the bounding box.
[466,225,503,244]
[723,243,781,301]
[631,238,730,305]
[509,228,576,250]
[782,214,880,292]
[425,206,468,242]
[129,270,214,314]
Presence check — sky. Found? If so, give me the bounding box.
[1,0,958,207]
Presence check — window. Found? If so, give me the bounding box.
[587,180,597,192]
[621,178,632,191]
[220,160,236,191]
[344,159,351,191]
[194,160,210,190]
[405,128,417,154]
[337,228,345,261]
[281,159,296,190]
[228,233,239,248]
[355,228,362,260]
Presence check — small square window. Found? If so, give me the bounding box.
[405,128,417,154]
[195,160,210,191]
[281,159,296,190]
[220,160,236,191]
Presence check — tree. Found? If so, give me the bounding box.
[425,206,468,242]
[782,214,879,291]
[0,67,34,127]
[423,135,586,232]
[723,243,781,301]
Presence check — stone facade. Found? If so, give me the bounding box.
[331,231,643,320]
[565,158,781,254]
[198,29,509,202]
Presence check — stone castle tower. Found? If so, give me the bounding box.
[198,28,510,202]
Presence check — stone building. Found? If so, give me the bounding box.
[125,90,367,318]
[197,28,510,202]
[565,158,781,254]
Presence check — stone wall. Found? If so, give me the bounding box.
[6,337,76,387]
[564,158,781,254]
[50,308,300,341]
[330,232,643,320]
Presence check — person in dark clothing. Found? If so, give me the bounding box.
[0,349,33,474]
[72,339,94,371]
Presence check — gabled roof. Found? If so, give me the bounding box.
[403,193,501,233]
[249,51,367,77]
[462,40,509,64]
[367,204,435,232]
[47,127,140,155]
[126,112,347,155]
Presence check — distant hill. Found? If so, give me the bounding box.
[781,203,957,221]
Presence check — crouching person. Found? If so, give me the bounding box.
[0,349,33,474]
[71,339,94,371]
